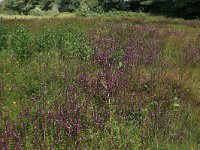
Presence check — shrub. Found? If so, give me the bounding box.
[58,25,92,59]
[10,24,32,60]
[34,25,92,59]
[29,5,59,16]
[28,6,44,16]
[35,27,59,51]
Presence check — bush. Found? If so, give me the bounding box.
[28,6,44,16]
[75,0,103,17]
[29,5,59,16]
[58,25,92,59]
[34,25,92,59]
[35,27,59,51]
[10,24,32,60]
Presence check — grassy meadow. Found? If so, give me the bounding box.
[0,13,200,149]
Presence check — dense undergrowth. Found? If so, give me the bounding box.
[0,15,200,149]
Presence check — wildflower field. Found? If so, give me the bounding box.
[0,14,200,149]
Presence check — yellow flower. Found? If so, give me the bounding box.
[13,101,16,105]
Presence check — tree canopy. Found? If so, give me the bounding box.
[1,0,200,18]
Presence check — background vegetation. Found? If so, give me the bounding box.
[0,0,200,19]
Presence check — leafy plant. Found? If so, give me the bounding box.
[10,24,32,60]
[58,25,92,59]
[35,27,59,51]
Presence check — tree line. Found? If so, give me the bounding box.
[1,0,200,18]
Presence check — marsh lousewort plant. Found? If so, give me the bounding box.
[0,16,200,149]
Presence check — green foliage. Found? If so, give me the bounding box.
[2,0,200,18]
[3,0,56,14]
[171,0,200,18]
[0,24,8,51]
[58,25,92,59]
[40,0,55,11]
[34,25,92,59]
[3,0,32,14]
[35,27,59,51]
[28,6,44,16]
[79,0,99,11]
[10,24,32,60]
[58,0,80,12]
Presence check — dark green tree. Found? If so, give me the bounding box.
[41,0,55,11]
[58,0,80,12]
[2,0,200,18]
[171,0,200,18]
